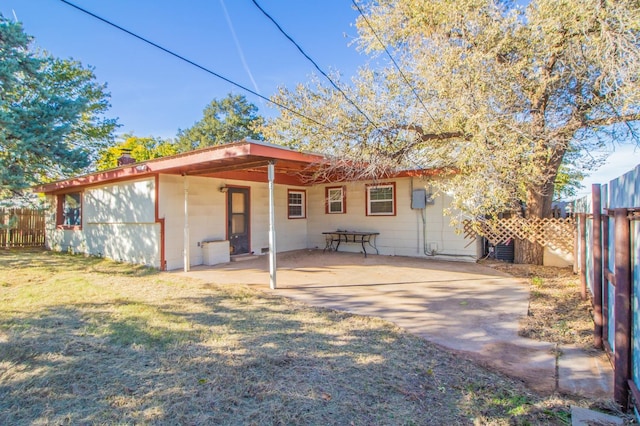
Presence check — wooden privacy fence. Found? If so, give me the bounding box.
[0,208,46,248]
[463,216,575,254]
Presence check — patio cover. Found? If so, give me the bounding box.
[34,139,327,194]
[34,140,331,289]
[33,139,448,287]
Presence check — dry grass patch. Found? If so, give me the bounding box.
[481,261,593,348]
[0,249,607,425]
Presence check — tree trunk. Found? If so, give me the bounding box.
[514,237,544,265]
[513,181,555,265]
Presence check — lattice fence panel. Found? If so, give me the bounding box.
[464,217,575,254]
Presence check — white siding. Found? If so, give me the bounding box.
[274,186,308,251]
[86,179,155,223]
[43,174,478,270]
[306,178,477,260]
[45,178,161,268]
[158,175,226,270]
[158,175,308,270]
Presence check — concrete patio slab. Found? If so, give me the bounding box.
[180,249,612,398]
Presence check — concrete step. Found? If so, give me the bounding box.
[558,346,613,399]
[230,253,258,262]
[571,406,624,425]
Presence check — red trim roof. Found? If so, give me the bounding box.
[34,140,325,194]
[33,140,451,194]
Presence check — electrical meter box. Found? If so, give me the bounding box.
[411,189,427,209]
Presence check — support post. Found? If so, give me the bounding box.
[603,213,610,345]
[592,184,603,349]
[183,175,190,273]
[579,213,587,300]
[268,162,277,289]
[613,209,631,409]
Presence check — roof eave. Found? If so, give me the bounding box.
[33,140,327,194]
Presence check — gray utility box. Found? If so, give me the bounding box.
[412,189,435,209]
[202,240,230,265]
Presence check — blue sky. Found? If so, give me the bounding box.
[2,0,639,195]
[2,0,364,137]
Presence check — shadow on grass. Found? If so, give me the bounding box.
[0,291,575,425]
[0,248,157,277]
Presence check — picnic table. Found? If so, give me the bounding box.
[322,230,380,258]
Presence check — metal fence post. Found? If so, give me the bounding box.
[592,185,603,349]
[613,208,631,409]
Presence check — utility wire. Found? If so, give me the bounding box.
[57,0,332,132]
[250,0,380,130]
[351,0,438,127]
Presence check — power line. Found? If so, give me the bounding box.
[57,0,332,133]
[250,0,379,130]
[351,0,438,127]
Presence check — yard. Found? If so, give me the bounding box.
[0,249,620,425]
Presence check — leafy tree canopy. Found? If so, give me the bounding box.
[0,15,118,198]
[176,93,264,152]
[96,134,177,170]
[264,0,640,263]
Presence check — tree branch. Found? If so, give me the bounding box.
[548,112,640,142]
[397,124,465,141]
[584,112,640,128]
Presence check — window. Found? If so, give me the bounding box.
[326,186,346,214]
[57,192,82,227]
[366,183,395,216]
[288,190,306,219]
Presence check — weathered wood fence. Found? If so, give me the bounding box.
[0,208,46,248]
[575,164,640,411]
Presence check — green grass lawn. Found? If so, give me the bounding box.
[0,249,591,425]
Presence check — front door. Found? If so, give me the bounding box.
[227,187,250,255]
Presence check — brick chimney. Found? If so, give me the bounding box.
[117,149,136,166]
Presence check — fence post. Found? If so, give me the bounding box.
[613,208,631,409]
[602,213,610,345]
[592,184,603,349]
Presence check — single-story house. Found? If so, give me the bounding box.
[34,140,481,274]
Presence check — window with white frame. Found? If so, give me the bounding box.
[288,190,306,219]
[326,186,345,214]
[366,183,395,216]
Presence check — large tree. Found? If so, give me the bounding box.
[264,0,640,264]
[0,15,117,198]
[175,93,264,152]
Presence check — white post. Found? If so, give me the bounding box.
[183,175,190,272]
[268,161,277,289]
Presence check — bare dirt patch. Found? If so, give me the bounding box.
[0,249,610,425]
